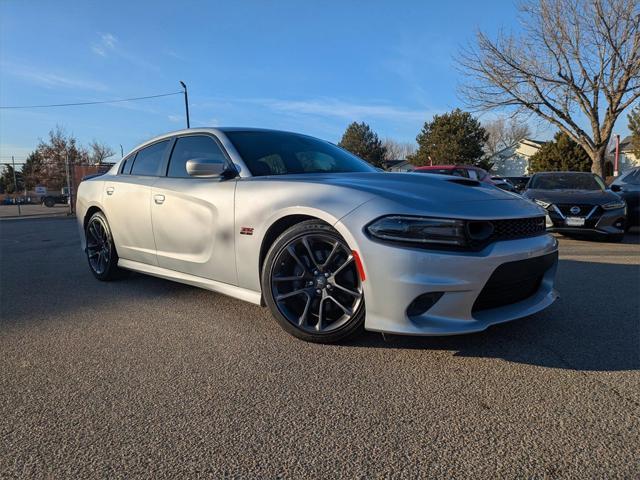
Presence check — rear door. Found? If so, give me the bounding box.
[102,140,170,266]
[150,134,238,284]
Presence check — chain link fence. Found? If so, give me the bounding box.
[0,162,112,219]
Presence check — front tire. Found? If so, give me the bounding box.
[85,211,122,281]
[262,220,365,343]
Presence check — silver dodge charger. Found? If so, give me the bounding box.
[76,128,559,343]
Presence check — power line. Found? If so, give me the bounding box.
[0,91,182,109]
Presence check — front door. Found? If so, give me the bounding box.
[151,134,238,285]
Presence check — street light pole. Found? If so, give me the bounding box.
[179,81,190,128]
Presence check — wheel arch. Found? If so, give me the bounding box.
[258,214,329,276]
[84,205,100,226]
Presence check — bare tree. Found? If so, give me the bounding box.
[37,126,90,190]
[457,0,640,176]
[484,116,532,157]
[382,138,417,160]
[89,140,115,164]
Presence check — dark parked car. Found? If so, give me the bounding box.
[609,167,640,230]
[413,165,496,185]
[523,172,626,241]
[491,176,518,193]
[41,194,68,207]
[41,187,71,207]
[504,176,530,192]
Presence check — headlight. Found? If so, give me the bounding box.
[602,201,626,210]
[366,216,466,246]
[534,199,551,209]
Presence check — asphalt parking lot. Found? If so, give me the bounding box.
[1,217,639,478]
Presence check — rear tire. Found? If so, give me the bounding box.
[85,211,123,281]
[43,197,55,207]
[261,220,365,343]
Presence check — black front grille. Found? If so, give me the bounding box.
[472,251,558,312]
[491,217,546,240]
[467,216,546,249]
[555,204,594,216]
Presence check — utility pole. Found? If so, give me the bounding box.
[614,134,620,177]
[120,144,124,158]
[64,152,73,215]
[11,155,21,216]
[180,81,190,128]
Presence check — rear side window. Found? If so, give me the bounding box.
[120,154,135,174]
[167,135,227,178]
[130,140,170,176]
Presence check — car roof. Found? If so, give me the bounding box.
[414,165,479,170]
[533,171,595,175]
[122,127,320,159]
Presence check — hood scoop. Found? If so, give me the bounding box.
[447,178,482,187]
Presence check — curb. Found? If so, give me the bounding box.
[0,214,75,221]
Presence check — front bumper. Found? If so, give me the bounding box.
[545,206,626,237]
[336,217,559,336]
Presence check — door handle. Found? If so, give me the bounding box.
[106,187,114,195]
[154,194,165,205]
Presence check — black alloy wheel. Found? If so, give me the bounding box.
[85,211,121,280]
[262,220,365,343]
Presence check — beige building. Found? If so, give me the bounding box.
[608,136,639,174]
[490,138,546,176]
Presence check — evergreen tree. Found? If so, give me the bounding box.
[628,104,640,158]
[338,122,386,168]
[529,132,591,173]
[0,165,23,194]
[409,109,488,166]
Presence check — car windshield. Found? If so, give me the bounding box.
[529,173,604,191]
[225,130,377,176]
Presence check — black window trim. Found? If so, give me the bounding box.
[119,152,136,175]
[162,132,235,178]
[124,139,173,177]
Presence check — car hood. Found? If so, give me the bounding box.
[524,189,620,205]
[258,171,512,201]
[247,172,545,219]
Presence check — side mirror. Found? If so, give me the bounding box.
[610,184,622,192]
[186,158,226,178]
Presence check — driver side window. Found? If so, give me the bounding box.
[167,135,227,178]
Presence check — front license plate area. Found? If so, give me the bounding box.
[565,216,585,227]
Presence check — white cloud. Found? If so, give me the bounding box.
[91,32,158,71]
[167,114,183,123]
[250,97,435,123]
[2,63,108,91]
[91,33,117,57]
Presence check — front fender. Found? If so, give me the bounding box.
[234,179,373,292]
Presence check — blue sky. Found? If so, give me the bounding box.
[0,0,631,164]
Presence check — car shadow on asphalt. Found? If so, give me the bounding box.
[340,258,640,372]
[621,229,640,244]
